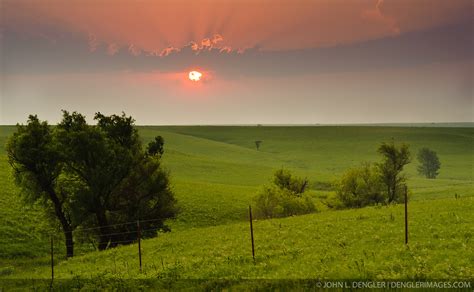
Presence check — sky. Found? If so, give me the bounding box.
[1,0,472,125]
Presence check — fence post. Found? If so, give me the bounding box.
[404,185,408,245]
[249,205,255,262]
[137,220,142,272]
[50,235,54,286]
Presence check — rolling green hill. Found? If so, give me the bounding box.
[0,125,472,288]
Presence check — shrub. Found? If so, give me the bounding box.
[273,169,308,195]
[254,170,315,219]
[334,163,386,208]
[254,186,315,218]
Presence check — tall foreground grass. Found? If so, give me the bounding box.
[3,198,473,282]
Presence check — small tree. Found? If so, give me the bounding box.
[255,140,262,151]
[417,147,440,179]
[377,141,411,203]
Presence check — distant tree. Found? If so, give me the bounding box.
[335,163,385,208]
[417,147,440,179]
[377,141,411,203]
[255,140,262,151]
[273,169,308,195]
[6,116,75,257]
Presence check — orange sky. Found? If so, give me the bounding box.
[1,0,472,124]
[4,0,471,55]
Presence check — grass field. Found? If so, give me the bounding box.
[0,125,473,288]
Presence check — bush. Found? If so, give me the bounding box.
[254,186,315,218]
[254,170,315,219]
[273,169,309,195]
[334,163,386,208]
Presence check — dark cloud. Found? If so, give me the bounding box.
[2,20,471,79]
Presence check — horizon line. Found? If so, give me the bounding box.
[1,122,473,128]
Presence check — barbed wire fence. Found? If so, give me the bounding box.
[6,193,473,285]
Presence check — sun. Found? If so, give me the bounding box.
[188,70,202,81]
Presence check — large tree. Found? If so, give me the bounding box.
[8,111,177,254]
[417,147,441,179]
[7,116,75,257]
[56,111,177,250]
[377,141,411,203]
[54,111,129,250]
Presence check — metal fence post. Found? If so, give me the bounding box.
[137,220,142,272]
[404,185,408,245]
[50,235,54,286]
[249,205,255,262]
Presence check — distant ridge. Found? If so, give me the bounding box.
[322,122,474,128]
[1,123,473,128]
[133,123,474,128]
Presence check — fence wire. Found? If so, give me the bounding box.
[7,195,473,280]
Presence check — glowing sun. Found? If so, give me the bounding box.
[188,71,202,81]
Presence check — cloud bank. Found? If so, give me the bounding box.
[2,0,471,58]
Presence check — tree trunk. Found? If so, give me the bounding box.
[391,179,397,203]
[64,228,74,258]
[96,210,110,250]
[47,188,74,257]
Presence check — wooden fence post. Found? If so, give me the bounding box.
[249,205,255,262]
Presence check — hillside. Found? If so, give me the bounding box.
[2,198,473,289]
[0,125,473,288]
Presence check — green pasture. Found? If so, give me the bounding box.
[0,125,472,287]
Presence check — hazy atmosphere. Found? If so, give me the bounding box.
[1,0,472,125]
[1,1,473,289]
